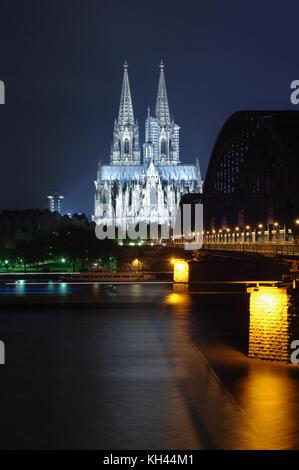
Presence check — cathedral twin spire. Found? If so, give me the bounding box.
[111,61,180,166]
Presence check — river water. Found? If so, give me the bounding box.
[0,283,298,449]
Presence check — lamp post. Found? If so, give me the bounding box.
[258,224,263,242]
[245,225,250,243]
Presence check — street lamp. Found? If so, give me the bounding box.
[132,258,140,270]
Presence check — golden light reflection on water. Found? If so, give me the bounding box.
[247,286,291,362]
[165,292,190,310]
[165,292,188,305]
[243,285,299,447]
[240,365,299,449]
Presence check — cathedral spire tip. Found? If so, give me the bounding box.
[156,60,170,125]
[118,60,134,126]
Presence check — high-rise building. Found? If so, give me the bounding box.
[94,61,202,230]
[47,193,64,214]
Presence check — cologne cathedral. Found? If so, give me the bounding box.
[94,61,202,230]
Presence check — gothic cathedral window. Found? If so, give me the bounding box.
[161,139,166,155]
[124,139,130,155]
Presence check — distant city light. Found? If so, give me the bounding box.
[47,193,64,214]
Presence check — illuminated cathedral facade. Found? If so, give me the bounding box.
[94,61,202,230]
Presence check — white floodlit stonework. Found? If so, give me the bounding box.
[94,61,202,230]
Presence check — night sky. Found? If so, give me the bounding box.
[0,0,298,215]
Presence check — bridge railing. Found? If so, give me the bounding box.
[201,242,299,257]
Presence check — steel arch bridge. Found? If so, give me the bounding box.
[203,111,299,231]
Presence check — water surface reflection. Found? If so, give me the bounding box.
[0,283,298,449]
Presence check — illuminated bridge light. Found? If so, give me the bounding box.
[173,259,189,283]
[247,286,292,362]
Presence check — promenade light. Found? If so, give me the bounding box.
[258,224,263,229]
[4,260,8,265]
[61,258,66,263]
[246,225,250,230]
[212,229,216,234]
[296,219,299,225]
[235,227,239,231]
[219,229,222,233]
[274,222,279,227]
[226,228,230,232]
[170,258,176,265]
